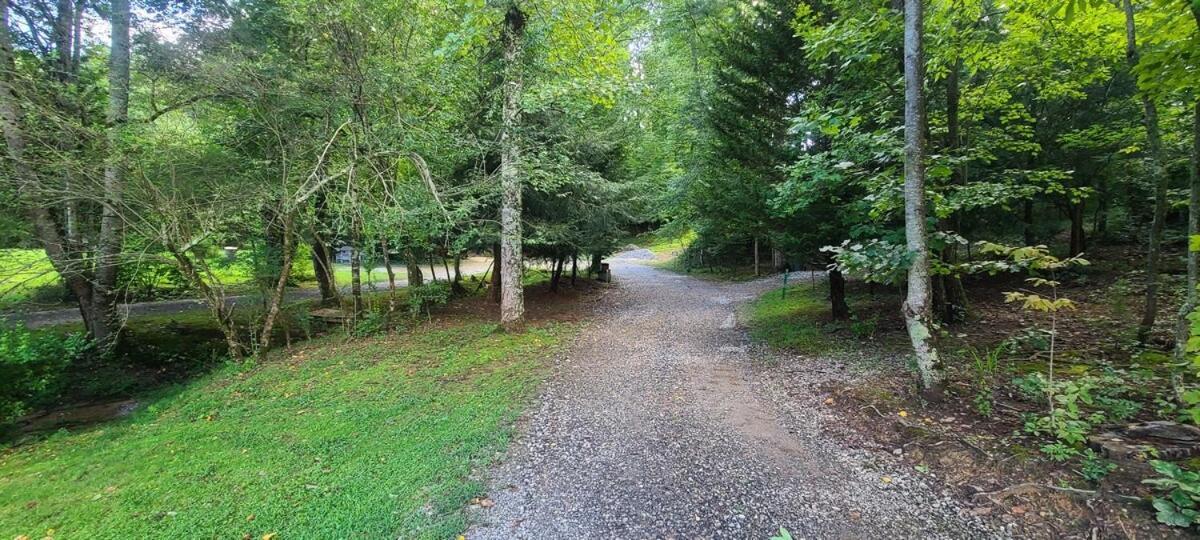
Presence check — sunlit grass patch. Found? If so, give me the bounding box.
[0,320,574,539]
[745,285,839,354]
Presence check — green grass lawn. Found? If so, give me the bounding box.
[0,248,317,311]
[745,282,908,358]
[0,319,573,539]
[0,249,61,308]
[745,284,841,354]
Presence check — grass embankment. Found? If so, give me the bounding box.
[0,319,573,539]
[631,229,695,259]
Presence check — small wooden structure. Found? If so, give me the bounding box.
[310,308,350,325]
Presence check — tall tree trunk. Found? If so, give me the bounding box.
[902,0,944,394]
[53,0,73,80]
[1125,0,1169,343]
[498,4,526,330]
[829,269,850,321]
[91,0,131,349]
[1174,101,1200,402]
[428,252,438,283]
[940,55,968,323]
[571,253,578,286]
[0,1,91,325]
[489,242,502,304]
[70,0,83,71]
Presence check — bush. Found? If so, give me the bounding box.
[0,323,89,428]
[408,282,451,319]
[352,310,389,337]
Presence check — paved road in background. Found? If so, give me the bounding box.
[11,257,494,328]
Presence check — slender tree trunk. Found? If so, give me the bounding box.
[90,0,131,349]
[405,249,424,287]
[1094,185,1109,237]
[350,244,363,313]
[382,240,397,312]
[549,257,560,292]
[571,253,578,286]
[259,213,296,351]
[169,249,242,358]
[902,0,944,394]
[1022,200,1035,245]
[1174,101,1200,401]
[829,269,850,320]
[1068,201,1087,257]
[451,252,466,295]
[310,189,338,304]
[753,236,760,276]
[490,242,502,304]
[1124,0,1169,343]
[310,240,337,304]
[428,252,438,283]
[498,4,526,330]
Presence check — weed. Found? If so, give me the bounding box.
[967,345,1004,417]
[1144,460,1200,528]
[849,315,878,340]
[1079,449,1117,483]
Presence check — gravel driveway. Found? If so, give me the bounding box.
[468,258,1001,539]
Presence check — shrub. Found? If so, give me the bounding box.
[0,322,89,428]
[408,282,451,319]
[352,310,389,337]
[1079,449,1116,483]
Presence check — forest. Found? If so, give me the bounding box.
[2,0,1200,538]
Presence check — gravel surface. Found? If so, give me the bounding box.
[468,261,1003,539]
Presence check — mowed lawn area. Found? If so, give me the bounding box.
[0,249,60,308]
[0,320,573,539]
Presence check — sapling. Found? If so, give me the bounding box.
[979,243,1088,415]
